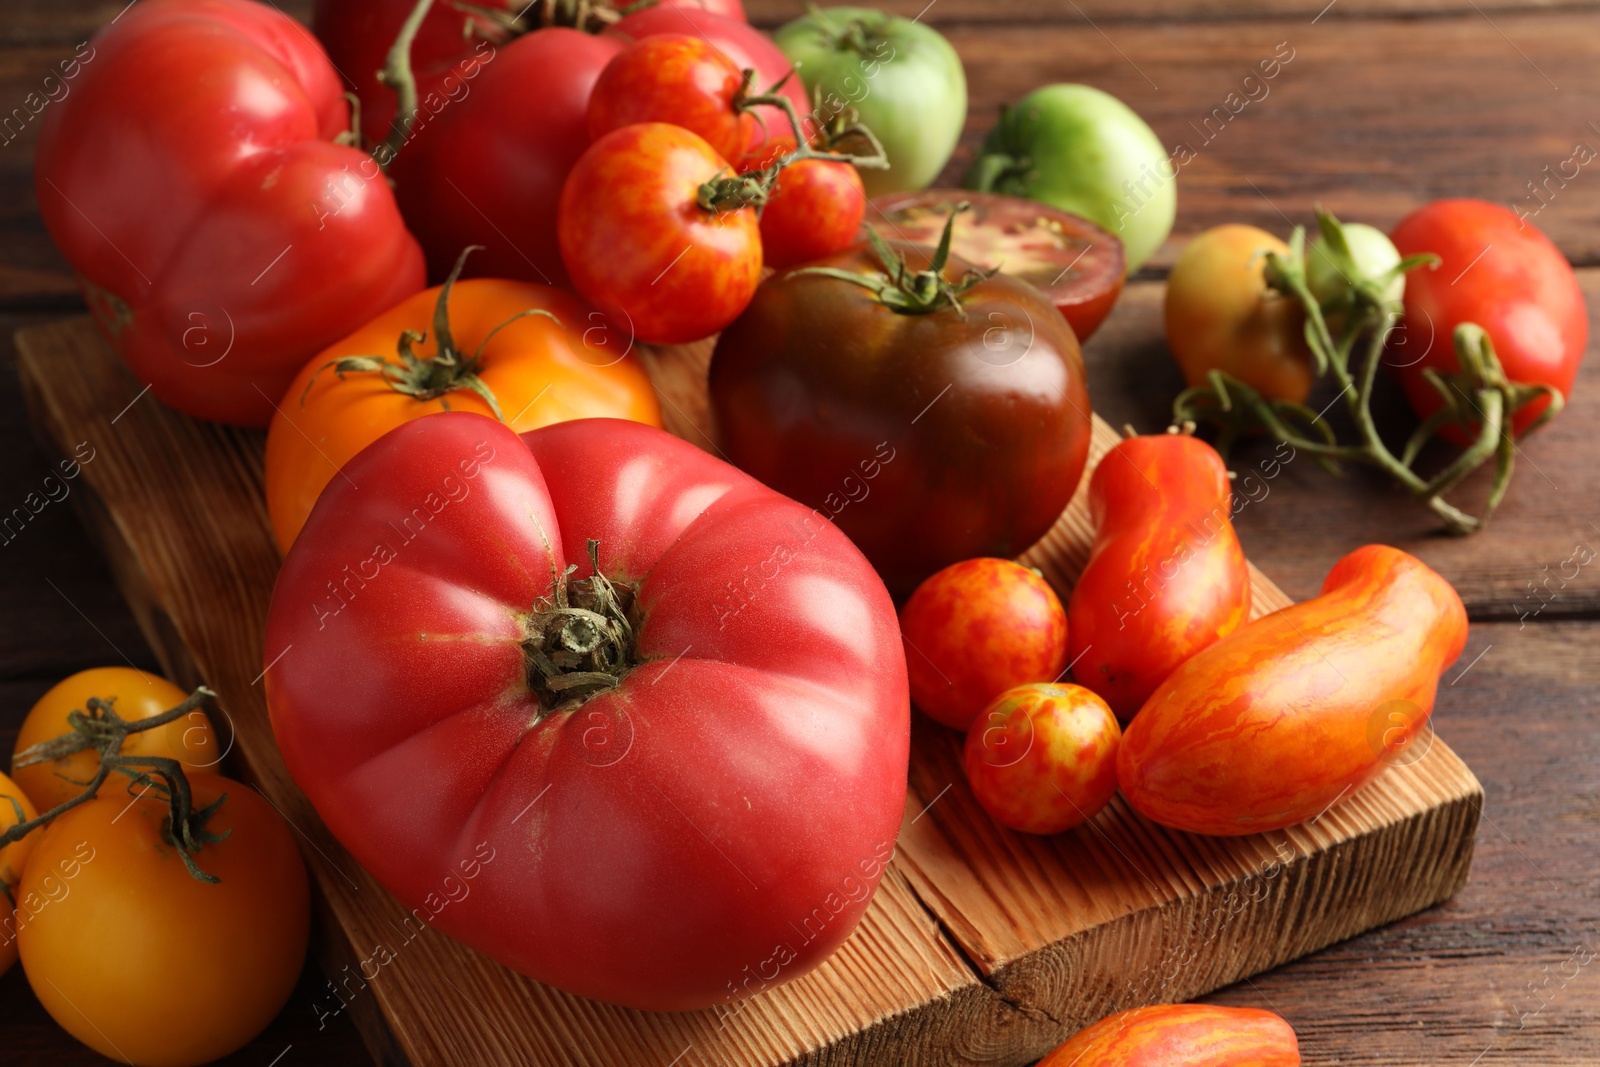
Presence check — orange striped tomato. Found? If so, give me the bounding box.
[1039,1004,1300,1066]
[1067,432,1251,721]
[1118,544,1467,835]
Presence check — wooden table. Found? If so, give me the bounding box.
[1,1,1597,1064]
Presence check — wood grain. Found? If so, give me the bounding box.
[16,316,1484,1066]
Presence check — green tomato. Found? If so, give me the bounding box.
[774,7,966,199]
[1307,222,1405,308]
[964,84,1173,271]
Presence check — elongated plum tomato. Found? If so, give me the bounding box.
[11,667,218,812]
[762,159,868,268]
[559,123,763,345]
[1119,545,1467,836]
[1039,1004,1301,1067]
[1067,432,1251,721]
[900,558,1068,731]
[1390,199,1588,440]
[872,190,1127,342]
[264,413,908,1010]
[265,270,661,552]
[0,771,37,977]
[18,775,310,1067]
[587,35,757,163]
[963,683,1120,835]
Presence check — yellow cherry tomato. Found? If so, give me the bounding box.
[11,668,218,812]
[0,770,38,977]
[17,773,309,1067]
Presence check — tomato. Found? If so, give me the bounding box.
[11,668,218,813]
[265,412,908,1010]
[560,123,763,345]
[966,84,1173,272]
[963,683,1120,835]
[266,269,661,552]
[1390,199,1588,439]
[762,159,868,268]
[588,34,758,163]
[1165,224,1316,403]
[899,559,1068,731]
[17,774,309,1067]
[1307,221,1404,309]
[774,7,966,199]
[709,238,1093,597]
[0,771,38,978]
[1067,433,1251,721]
[35,0,425,426]
[1119,545,1467,836]
[872,190,1128,341]
[1040,1004,1301,1066]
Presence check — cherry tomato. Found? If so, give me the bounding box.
[900,558,1068,731]
[1165,224,1315,403]
[761,159,867,268]
[0,771,38,977]
[963,683,1120,835]
[559,123,763,345]
[588,35,758,162]
[872,189,1127,341]
[1390,199,1588,439]
[17,774,310,1067]
[1040,1003,1301,1066]
[1067,433,1251,721]
[11,668,218,813]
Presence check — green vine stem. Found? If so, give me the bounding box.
[3,686,228,883]
[1172,207,1564,535]
[793,203,998,317]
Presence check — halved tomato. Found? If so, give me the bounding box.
[869,189,1127,342]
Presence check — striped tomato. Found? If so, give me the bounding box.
[1040,1004,1300,1066]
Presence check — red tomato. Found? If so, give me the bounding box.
[1390,199,1588,439]
[559,123,763,345]
[1067,433,1251,721]
[761,160,868,268]
[900,558,1068,730]
[1040,1004,1301,1066]
[264,412,909,1010]
[588,35,757,163]
[963,683,1120,835]
[35,0,424,426]
[1119,545,1467,836]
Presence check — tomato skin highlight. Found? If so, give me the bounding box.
[761,159,868,269]
[1067,434,1251,722]
[963,683,1120,835]
[559,123,763,345]
[17,775,310,1067]
[1039,1003,1301,1066]
[900,559,1068,731]
[1390,199,1588,439]
[1118,545,1467,836]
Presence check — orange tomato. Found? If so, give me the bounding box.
[0,770,39,977]
[1068,433,1251,721]
[17,773,309,1067]
[1039,1003,1300,1066]
[1118,545,1467,836]
[963,683,1120,835]
[900,558,1069,731]
[265,274,663,551]
[12,668,218,813]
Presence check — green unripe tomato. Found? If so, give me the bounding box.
[1307,222,1405,308]
[774,7,966,199]
[964,84,1173,271]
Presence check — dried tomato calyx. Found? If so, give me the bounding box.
[524,540,640,713]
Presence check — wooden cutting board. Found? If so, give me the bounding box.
[14,318,1481,1067]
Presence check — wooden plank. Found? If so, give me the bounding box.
[17,315,1483,1066]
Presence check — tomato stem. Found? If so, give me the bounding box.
[793,204,998,316]
[375,0,438,170]
[524,540,639,713]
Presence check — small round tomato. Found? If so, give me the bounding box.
[1165,224,1315,403]
[761,159,866,268]
[11,668,218,813]
[1308,221,1404,308]
[0,771,38,977]
[559,123,763,345]
[17,774,309,1067]
[963,683,1120,835]
[900,558,1068,731]
[588,35,757,163]
[872,189,1127,341]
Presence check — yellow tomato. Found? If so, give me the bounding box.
[11,668,218,812]
[0,770,38,977]
[17,774,309,1067]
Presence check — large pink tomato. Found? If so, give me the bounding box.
[264,412,909,1011]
